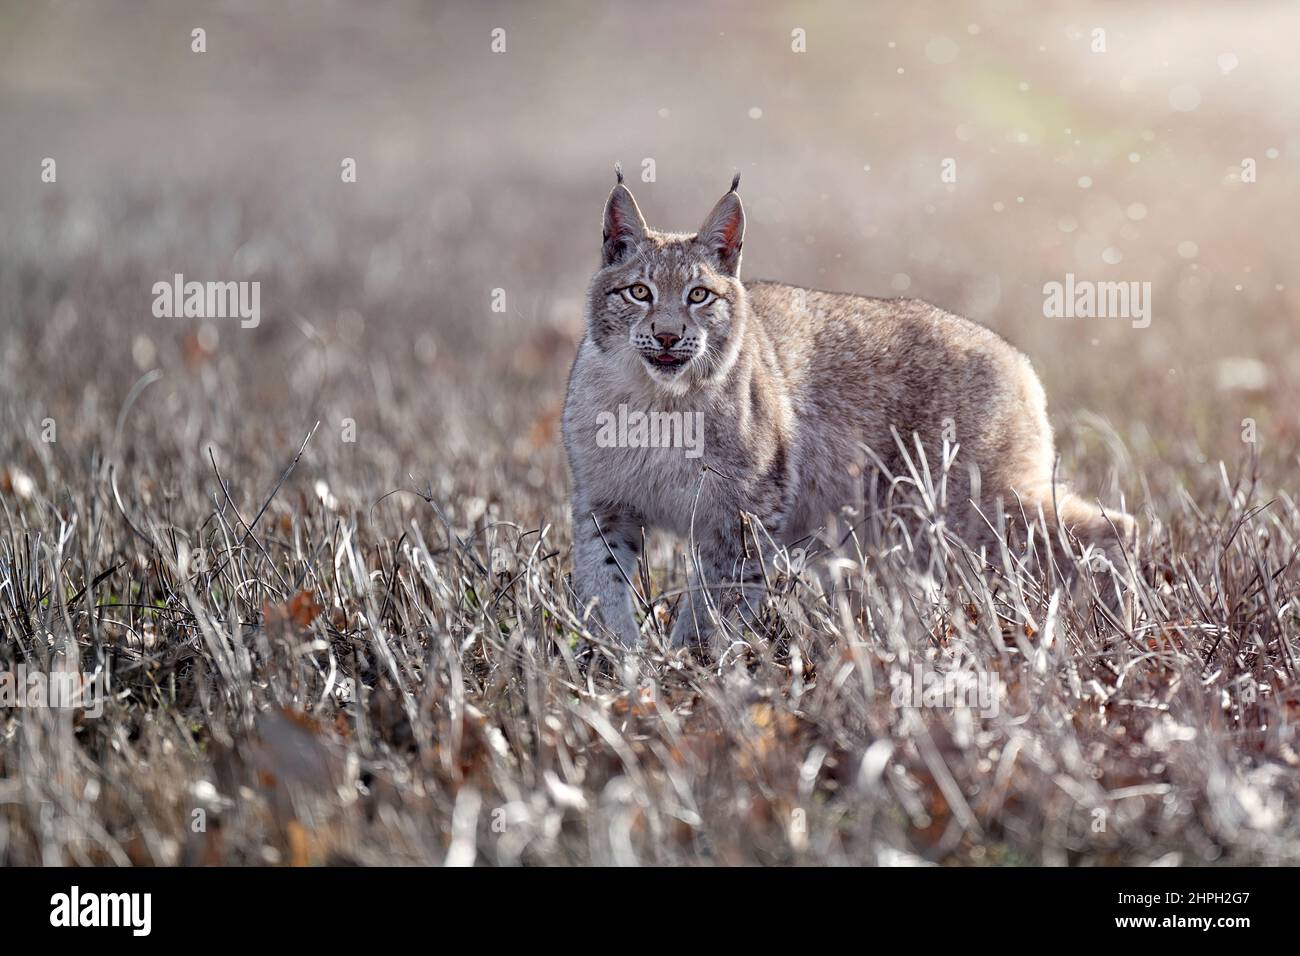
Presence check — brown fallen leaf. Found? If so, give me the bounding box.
[263,589,322,631]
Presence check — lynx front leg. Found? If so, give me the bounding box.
[670,514,773,649]
[571,499,646,648]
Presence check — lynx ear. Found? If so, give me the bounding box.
[696,174,745,275]
[602,171,647,267]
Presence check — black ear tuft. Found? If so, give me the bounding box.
[730,172,741,193]
[615,162,624,185]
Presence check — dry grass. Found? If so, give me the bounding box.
[2,266,1298,864]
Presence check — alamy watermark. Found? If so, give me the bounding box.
[1043,273,1151,329]
[50,886,151,936]
[890,662,1002,718]
[595,404,704,458]
[1,665,108,718]
[152,273,260,328]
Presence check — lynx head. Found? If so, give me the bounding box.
[586,168,748,394]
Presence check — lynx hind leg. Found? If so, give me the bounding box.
[1028,490,1137,627]
[1056,494,1137,571]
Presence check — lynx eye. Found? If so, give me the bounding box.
[627,283,652,302]
[688,287,712,304]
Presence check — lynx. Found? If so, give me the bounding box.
[562,169,1135,650]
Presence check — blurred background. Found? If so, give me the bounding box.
[1,0,1297,519]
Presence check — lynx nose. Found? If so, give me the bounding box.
[654,330,681,349]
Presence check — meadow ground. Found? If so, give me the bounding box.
[1,1,1299,864]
